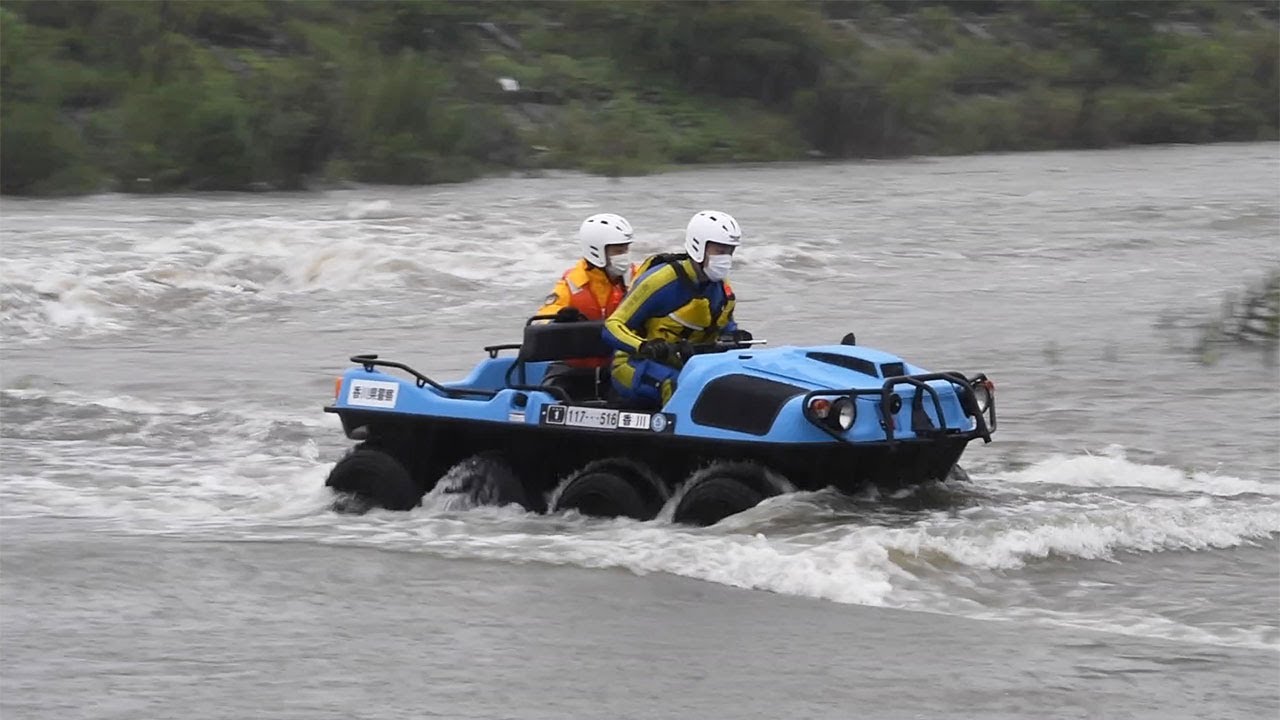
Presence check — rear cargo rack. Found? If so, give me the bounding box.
[348,354,572,403]
[350,354,495,398]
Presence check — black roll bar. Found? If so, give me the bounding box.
[801,371,995,445]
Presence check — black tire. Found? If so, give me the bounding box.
[552,470,651,520]
[672,474,765,526]
[326,448,420,512]
[436,454,534,511]
[566,458,667,519]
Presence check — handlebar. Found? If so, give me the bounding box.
[689,338,768,355]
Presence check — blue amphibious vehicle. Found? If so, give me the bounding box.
[324,319,996,525]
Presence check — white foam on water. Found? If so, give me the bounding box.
[1,209,578,343]
[309,510,908,607]
[0,447,335,526]
[339,199,399,220]
[864,500,1280,570]
[986,445,1280,498]
[4,378,1277,650]
[6,387,1276,582]
[988,607,1280,653]
[242,492,1277,650]
[10,443,1276,594]
[2,386,214,417]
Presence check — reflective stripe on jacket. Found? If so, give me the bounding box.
[602,256,737,371]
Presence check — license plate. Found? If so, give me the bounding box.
[565,406,619,428]
[540,405,671,433]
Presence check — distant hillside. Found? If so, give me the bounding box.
[2,0,1276,195]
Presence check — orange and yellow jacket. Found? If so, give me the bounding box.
[536,258,633,321]
[535,258,635,368]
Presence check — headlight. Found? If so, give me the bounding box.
[808,396,855,431]
[829,397,856,431]
[972,379,994,413]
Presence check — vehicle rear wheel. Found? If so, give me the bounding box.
[552,468,650,520]
[326,447,420,512]
[434,453,535,511]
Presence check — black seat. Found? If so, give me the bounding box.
[518,320,612,362]
[541,363,612,404]
[506,320,615,403]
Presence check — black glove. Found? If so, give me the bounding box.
[722,329,753,344]
[636,339,673,362]
[672,339,695,362]
[553,307,588,323]
[637,339,695,364]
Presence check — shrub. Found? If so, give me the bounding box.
[934,94,1024,154]
[0,102,100,193]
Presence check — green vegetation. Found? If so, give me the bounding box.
[1190,269,1280,365]
[1,0,1276,194]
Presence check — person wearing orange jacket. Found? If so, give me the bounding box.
[536,213,635,321]
[533,213,636,397]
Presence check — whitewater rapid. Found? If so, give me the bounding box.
[3,144,1277,662]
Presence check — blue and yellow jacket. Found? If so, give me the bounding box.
[602,255,737,368]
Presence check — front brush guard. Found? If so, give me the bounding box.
[802,372,995,445]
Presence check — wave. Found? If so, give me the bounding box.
[338,199,401,220]
[0,213,574,342]
[6,445,1275,585]
[987,446,1280,498]
[0,201,885,344]
[981,607,1278,653]
[5,385,1275,560]
[262,493,1278,649]
[3,380,1276,649]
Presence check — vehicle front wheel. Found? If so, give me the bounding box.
[672,463,788,526]
[672,475,763,526]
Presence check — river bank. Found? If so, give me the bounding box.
[2,1,1277,196]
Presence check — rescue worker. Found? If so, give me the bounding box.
[603,210,752,407]
[533,213,635,398]
[535,212,634,321]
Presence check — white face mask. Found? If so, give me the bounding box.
[606,252,631,280]
[704,254,732,281]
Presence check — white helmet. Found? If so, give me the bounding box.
[579,213,633,268]
[684,210,741,263]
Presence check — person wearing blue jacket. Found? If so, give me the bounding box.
[603,210,752,407]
